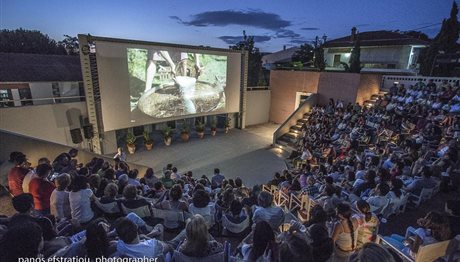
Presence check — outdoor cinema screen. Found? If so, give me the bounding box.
[93,39,242,132]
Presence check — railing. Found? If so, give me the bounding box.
[272,93,318,145]
[0,95,86,108]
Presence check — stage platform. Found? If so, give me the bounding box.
[120,123,287,186]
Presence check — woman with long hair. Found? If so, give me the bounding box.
[354,200,379,248]
[178,214,223,257]
[240,220,278,261]
[331,203,359,261]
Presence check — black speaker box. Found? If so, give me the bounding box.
[83,125,94,139]
[70,128,83,144]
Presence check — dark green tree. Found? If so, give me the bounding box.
[0,28,67,54]
[419,1,460,76]
[312,36,326,71]
[58,34,79,55]
[348,38,362,73]
[229,31,266,86]
[291,43,314,65]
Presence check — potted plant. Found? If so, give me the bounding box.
[126,132,137,154]
[195,120,205,139]
[162,126,173,146]
[210,121,217,136]
[180,124,190,142]
[143,131,153,151]
[224,117,231,134]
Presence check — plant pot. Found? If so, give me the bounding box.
[224,127,229,134]
[197,132,205,139]
[181,132,190,142]
[164,137,172,146]
[127,144,136,154]
[145,142,153,151]
[211,129,217,136]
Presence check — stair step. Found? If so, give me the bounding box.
[290,125,303,131]
[297,119,308,124]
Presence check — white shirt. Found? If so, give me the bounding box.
[116,239,163,258]
[50,189,71,221]
[22,170,37,193]
[69,189,94,224]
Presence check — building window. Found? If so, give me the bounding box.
[0,89,14,107]
[52,82,61,103]
[18,87,33,106]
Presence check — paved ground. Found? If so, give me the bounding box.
[120,123,287,186]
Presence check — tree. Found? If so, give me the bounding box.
[230,31,266,86]
[348,38,362,73]
[291,43,314,65]
[404,31,431,42]
[0,28,67,55]
[312,36,326,71]
[419,1,460,76]
[59,35,79,55]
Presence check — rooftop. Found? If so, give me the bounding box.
[323,30,430,48]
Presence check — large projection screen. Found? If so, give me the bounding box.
[94,39,242,131]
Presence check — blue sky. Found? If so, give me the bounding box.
[0,0,452,52]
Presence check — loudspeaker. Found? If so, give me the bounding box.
[70,128,83,144]
[83,125,94,139]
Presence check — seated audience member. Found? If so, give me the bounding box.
[242,185,261,208]
[384,211,451,255]
[8,153,29,196]
[117,174,129,196]
[222,200,250,235]
[352,170,377,198]
[189,189,215,227]
[155,184,188,212]
[240,221,278,262]
[96,183,122,219]
[317,185,341,216]
[304,176,319,197]
[50,173,72,221]
[53,219,117,258]
[0,222,44,262]
[405,167,437,195]
[253,191,284,230]
[445,200,460,236]
[387,178,405,205]
[23,157,50,194]
[69,175,97,225]
[331,203,359,261]
[354,200,379,248]
[211,168,225,189]
[160,171,174,189]
[140,168,158,188]
[120,185,152,218]
[307,221,333,262]
[350,242,396,262]
[8,193,56,241]
[366,183,390,214]
[177,214,223,257]
[127,169,141,187]
[0,152,21,190]
[114,217,169,258]
[29,163,55,215]
[278,231,313,262]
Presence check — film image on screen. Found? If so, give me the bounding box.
[127,48,227,119]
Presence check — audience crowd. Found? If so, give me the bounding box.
[0,79,459,262]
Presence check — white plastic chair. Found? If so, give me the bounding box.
[410,187,434,207]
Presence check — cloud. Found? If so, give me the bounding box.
[218,35,271,45]
[172,10,291,31]
[275,29,300,38]
[289,39,309,44]
[300,27,320,31]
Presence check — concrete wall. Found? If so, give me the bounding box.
[316,72,361,105]
[0,130,150,176]
[269,70,320,123]
[356,74,382,105]
[269,71,382,123]
[0,101,89,149]
[245,90,271,126]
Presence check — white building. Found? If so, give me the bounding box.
[261,46,300,70]
[323,28,429,74]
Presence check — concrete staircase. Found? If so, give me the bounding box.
[363,90,388,108]
[274,112,311,153]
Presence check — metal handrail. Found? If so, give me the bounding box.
[272,93,317,145]
[0,95,85,105]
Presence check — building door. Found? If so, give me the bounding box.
[333,54,341,67]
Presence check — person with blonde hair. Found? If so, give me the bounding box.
[178,214,223,257]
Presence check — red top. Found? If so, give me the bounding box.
[8,167,28,196]
[29,177,55,211]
